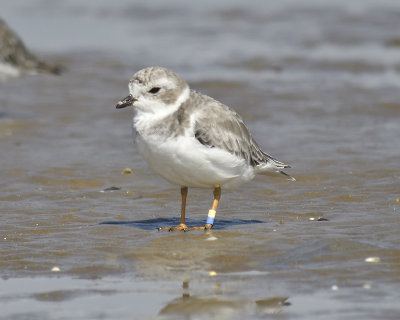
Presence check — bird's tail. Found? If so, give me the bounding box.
[277,170,296,181]
[255,158,296,181]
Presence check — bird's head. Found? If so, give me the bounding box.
[115,66,189,115]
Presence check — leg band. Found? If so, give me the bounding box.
[206,209,216,225]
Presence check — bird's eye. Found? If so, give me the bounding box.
[149,87,161,94]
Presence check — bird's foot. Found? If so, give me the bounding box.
[202,223,213,230]
[157,223,189,232]
[157,223,213,232]
[187,223,213,231]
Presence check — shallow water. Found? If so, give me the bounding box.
[1,1,400,319]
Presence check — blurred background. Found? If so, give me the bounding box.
[1,1,400,319]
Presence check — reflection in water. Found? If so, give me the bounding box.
[159,281,290,318]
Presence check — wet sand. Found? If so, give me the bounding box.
[1,1,400,319]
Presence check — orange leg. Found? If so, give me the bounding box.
[158,187,189,231]
[158,185,221,232]
[190,184,221,231]
[206,184,221,229]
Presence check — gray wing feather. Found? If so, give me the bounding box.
[193,99,290,171]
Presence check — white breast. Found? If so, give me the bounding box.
[135,132,255,189]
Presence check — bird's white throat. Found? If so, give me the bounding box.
[133,86,190,133]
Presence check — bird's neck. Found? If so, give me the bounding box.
[133,87,190,134]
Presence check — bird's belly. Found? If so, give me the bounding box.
[136,134,254,188]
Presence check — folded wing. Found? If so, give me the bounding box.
[193,100,295,181]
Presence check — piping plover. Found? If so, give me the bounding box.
[116,66,294,231]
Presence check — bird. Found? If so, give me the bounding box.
[116,66,294,231]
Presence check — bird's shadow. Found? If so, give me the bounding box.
[100,217,265,230]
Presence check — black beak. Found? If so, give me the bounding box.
[116,94,137,109]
